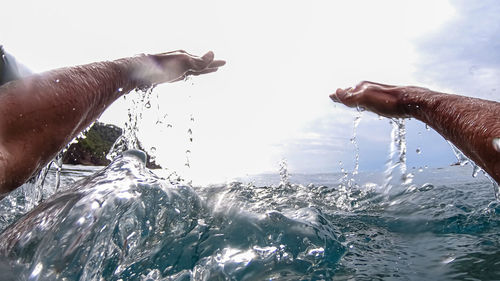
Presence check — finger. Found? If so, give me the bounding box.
[355,81,399,92]
[362,80,396,88]
[330,88,357,107]
[155,50,189,56]
[208,60,226,68]
[329,90,340,103]
[187,68,219,76]
[191,51,222,70]
[201,51,214,63]
[170,68,220,83]
[329,88,346,103]
[189,56,212,71]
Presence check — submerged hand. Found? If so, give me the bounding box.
[130,50,225,86]
[329,81,411,118]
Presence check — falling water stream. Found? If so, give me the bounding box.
[383,119,413,192]
[107,87,157,160]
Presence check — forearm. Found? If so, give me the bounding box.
[400,87,500,183]
[0,57,145,193]
[0,50,223,195]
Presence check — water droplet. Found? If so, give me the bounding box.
[150,147,156,153]
[72,107,76,111]
[30,262,43,278]
[493,138,500,152]
[416,148,421,154]
[419,183,434,191]
[442,256,456,264]
[117,87,123,92]
[472,164,481,178]
[425,124,430,131]
[77,217,86,225]
[356,106,365,112]
[55,79,60,83]
[448,141,470,166]
[145,101,151,109]
[402,172,414,185]
[469,65,478,75]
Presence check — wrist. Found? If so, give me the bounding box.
[113,55,153,91]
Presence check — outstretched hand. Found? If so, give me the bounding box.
[330,81,411,118]
[131,50,226,86]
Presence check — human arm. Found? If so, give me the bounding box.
[0,50,225,195]
[330,81,500,184]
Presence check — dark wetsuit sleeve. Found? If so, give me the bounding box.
[0,46,22,86]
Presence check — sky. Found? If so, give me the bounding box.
[2,0,499,183]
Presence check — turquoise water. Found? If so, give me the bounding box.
[0,153,498,280]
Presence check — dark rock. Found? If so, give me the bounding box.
[63,122,161,169]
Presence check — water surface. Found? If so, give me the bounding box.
[0,156,497,280]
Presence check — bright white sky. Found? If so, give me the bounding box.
[3,0,498,184]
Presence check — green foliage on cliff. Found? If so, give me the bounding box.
[63,122,160,168]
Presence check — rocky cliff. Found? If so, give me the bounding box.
[63,122,161,169]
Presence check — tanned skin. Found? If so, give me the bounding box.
[330,81,500,184]
[0,50,225,196]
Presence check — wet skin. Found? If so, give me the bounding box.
[0,51,225,196]
[330,81,500,184]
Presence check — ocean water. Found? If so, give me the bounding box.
[0,152,498,281]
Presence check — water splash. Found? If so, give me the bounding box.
[384,119,412,191]
[337,113,363,190]
[0,154,345,280]
[328,113,366,210]
[185,115,194,169]
[448,141,470,166]
[448,141,484,179]
[25,164,50,208]
[107,87,156,161]
[447,141,500,200]
[279,159,290,187]
[22,150,66,211]
[351,112,362,176]
[493,181,500,201]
